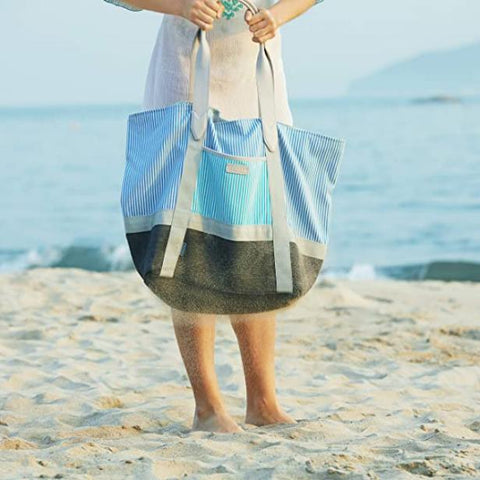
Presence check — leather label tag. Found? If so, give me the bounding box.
[226,163,249,175]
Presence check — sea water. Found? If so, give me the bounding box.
[0,98,479,280]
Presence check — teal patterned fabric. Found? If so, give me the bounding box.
[220,0,324,20]
[103,0,324,15]
[221,0,244,20]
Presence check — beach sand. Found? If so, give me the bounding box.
[0,267,479,479]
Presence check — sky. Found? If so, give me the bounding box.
[0,0,479,106]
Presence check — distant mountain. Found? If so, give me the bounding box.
[348,42,480,99]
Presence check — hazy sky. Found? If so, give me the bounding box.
[1,0,479,106]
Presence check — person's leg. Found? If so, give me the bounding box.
[171,306,242,433]
[229,310,296,426]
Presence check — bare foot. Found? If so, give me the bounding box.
[245,400,297,427]
[192,407,243,433]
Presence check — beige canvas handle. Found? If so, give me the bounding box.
[188,0,278,152]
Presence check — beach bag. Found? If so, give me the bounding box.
[120,0,345,314]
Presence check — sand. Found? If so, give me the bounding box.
[0,267,479,479]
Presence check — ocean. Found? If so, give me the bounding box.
[1,98,479,281]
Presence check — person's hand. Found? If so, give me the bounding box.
[244,8,278,43]
[181,0,225,30]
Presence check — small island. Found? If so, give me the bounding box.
[411,95,463,104]
[348,42,480,99]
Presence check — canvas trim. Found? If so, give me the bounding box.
[124,210,327,259]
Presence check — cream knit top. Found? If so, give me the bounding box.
[104,0,323,124]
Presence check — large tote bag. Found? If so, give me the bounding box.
[120,0,345,314]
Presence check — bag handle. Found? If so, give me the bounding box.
[159,0,294,293]
[188,0,279,152]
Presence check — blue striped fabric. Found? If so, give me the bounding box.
[121,102,344,245]
[193,149,271,225]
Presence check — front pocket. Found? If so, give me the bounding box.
[191,147,271,226]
